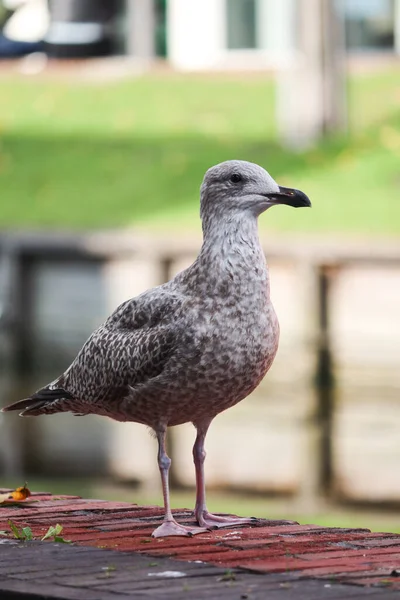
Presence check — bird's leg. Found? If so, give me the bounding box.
[151,426,209,538]
[193,421,257,529]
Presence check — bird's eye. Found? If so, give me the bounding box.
[230,173,242,183]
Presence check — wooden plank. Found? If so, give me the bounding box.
[0,578,119,600]
[1,541,399,600]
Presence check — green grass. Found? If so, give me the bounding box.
[0,69,399,233]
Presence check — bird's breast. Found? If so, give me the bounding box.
[179,269,279,410]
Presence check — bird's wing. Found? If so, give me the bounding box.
[62,287,186,399]
[3,288,185,415]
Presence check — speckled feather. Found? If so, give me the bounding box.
[4,161,284,429]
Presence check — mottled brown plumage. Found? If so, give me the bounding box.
[2,160,311,537]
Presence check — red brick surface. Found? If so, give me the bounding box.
[1,490,400,591]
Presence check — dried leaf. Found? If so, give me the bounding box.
[0,483,31,504]
[11,484,31,502]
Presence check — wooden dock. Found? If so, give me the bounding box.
[1,490,400,599]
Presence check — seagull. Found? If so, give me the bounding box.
[2,160,311,537]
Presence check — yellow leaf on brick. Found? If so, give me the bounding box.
[0,484,31,504]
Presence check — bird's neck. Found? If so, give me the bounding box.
[197,212,269,289]
[201,211,259,252]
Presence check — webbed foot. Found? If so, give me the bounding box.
[152,519,209,538]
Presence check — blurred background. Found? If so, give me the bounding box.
[0,0,399,533]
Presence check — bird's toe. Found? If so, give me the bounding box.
[152,519,209,538]
[196,512,258,530]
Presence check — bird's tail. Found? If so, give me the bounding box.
[1,386,74,417]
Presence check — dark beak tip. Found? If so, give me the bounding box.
[291,188,311,209]
[274,186,312,209]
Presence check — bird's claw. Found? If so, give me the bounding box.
[196,511,258,530]
[152,519,209,538]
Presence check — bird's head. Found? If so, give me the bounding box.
[200,160,311,224]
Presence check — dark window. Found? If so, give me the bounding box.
[155,0,167,57]
[338,0,395,50]
[227,0,257,49]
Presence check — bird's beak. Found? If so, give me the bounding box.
[265,186,312,208]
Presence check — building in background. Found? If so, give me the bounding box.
[1,0,398,65]
[166,0,400,71]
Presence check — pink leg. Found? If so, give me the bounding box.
[193,421,257,529]
[152,426,209,538]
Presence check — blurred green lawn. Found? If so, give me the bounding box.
[0,69,399,233]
